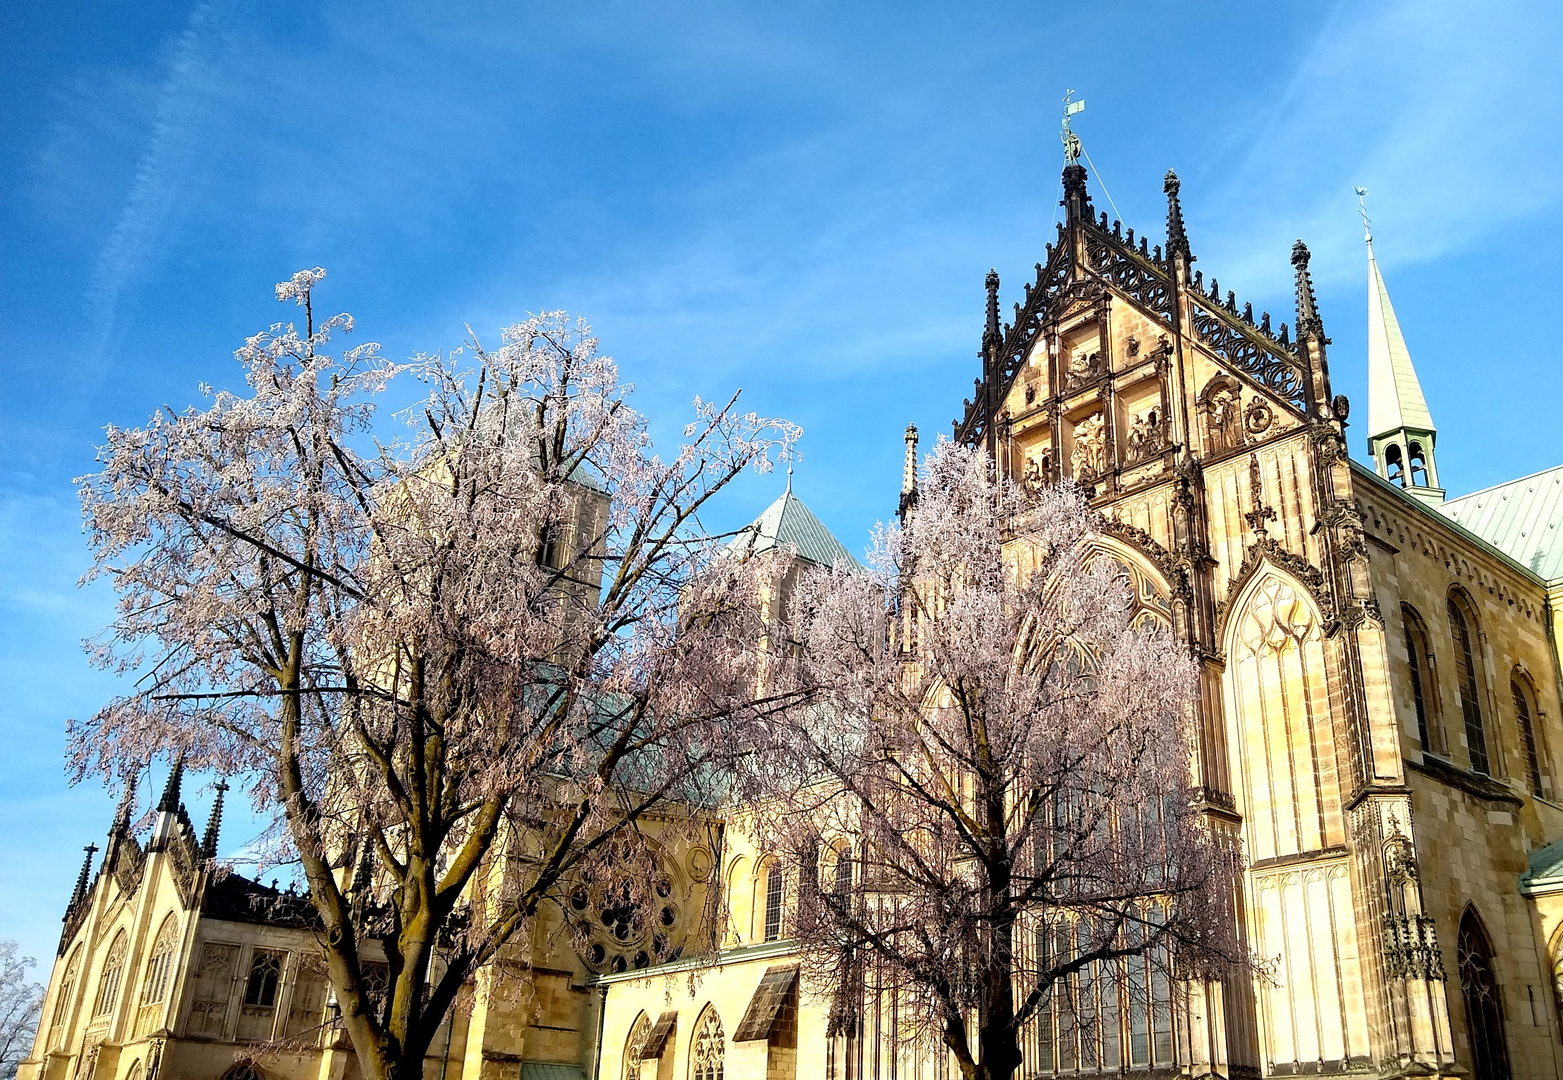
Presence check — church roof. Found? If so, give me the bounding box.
[1365,239,1436,438]
[1440,464,1563,582]
[724,483,860,570]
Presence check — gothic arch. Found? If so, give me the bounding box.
[1401,604,1443,754]
[623,1011,651,1080]
[688,1004,725,1080]
[1220,567,1342,862]
[1510,669,1546,796]
[1446,587,1492,776]
[1081,535,1175,632]
[1457,906,1510,1080]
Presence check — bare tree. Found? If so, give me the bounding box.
[753,441,1243,1080]
[0,942,42,1080]
[71,269,799,1080]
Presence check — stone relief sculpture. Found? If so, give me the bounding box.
[1126,406,1165,463]
[1204,381,1243,454]
[1071,413,1106,480]
[1065,348,1102,391]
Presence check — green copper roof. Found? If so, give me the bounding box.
[1440,464,1563,582]
[725,484,861,570]
[1365,240,1436,439]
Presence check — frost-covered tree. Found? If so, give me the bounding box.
[72,269,799,1080]
[0,942,42,1080]
[753,441,1243,1080]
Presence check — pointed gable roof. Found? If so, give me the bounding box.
[1366,240,1435,438]
[725,485,860,570]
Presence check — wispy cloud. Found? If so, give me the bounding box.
[87,1,226,349]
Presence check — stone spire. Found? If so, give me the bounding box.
[157,753,186,814]
[899,423,919,523]
[983,269,1001,350]
[1291,239,1322,341]
[111,773,137,837]
[202,780,229,859]
[69,844,98,909]
[1163,170,1190,263]
[1291,239,1336,419]
[1362,223,1442,502]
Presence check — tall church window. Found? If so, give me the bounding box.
[623,1011,651,1080]
[1385,444,1406,486]
[690,1007,724,1080]
[1458,908,1511,1080]
[237,948,285,1041]
[1512,676,1544,796]
[1403,606,1441,753]
[763,862,784,942]
[1448,596,1490,775]
[833,846,853,898]
[94,931,128,1018]
[1409,442,1430,487]
[48,946,82,1049]
[140,916,177,1005]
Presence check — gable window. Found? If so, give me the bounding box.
[1448,597,1490,775]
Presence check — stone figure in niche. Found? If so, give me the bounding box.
[1066,349,1101,390]
[1071,413,1106,480]
[1206,385,1243,454]
[1127,406,1164,463]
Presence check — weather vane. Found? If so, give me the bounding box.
[1354,186,1372,242]
[1061,90,1086,165]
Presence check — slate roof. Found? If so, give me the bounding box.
[1439,464,1563,582]
[724,483,861,570]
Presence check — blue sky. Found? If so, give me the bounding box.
[3,0,1562,967]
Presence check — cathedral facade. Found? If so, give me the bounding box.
[20,161,1563,1080]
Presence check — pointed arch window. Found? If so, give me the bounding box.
[48,945,82,1049]
[94,931,128,1017]
[141,915,178,1005]
[832,846,853,898]
[623,1011,651,1080]
[1448,596,1490,775]
[763,862,784,942]
[1511,676,1544,796]
[690,1007,724,1080]
[1458,909,1511,1080]
[1402,605,1442,753]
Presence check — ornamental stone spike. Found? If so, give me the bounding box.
[203,780,229,859]
[157,752,186,814]
[1164,170,1190,262]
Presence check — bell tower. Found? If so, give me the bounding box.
[1360,192,1444,506]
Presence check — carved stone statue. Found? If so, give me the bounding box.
[1206,386,1242,454]
[1127,407,1163,463]
[1071,413,1106,480]
[1066,349,1100,390]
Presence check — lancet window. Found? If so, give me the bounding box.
[1512,675,1544,796]
[690,1007,725,1080]
[1402,605,1441,753]
[763,862,785,942]
[1447,595,1490,775]
[1458,909,1511,1080]
[94,931,128,1018]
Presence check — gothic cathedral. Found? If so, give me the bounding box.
[20,159,1563,1080]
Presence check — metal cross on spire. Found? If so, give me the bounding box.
[1354,186,1372,243]
[1061,90,1085,165]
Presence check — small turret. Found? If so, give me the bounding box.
[157,753,185,814]
[202,780,229,859]
[899,424,920,524]
[1163,170,1190,265]
[1290,240,1335,419]
[983,270,1001,352]
[68,844,98,909]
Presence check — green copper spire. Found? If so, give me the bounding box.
[1359,189,1443,505]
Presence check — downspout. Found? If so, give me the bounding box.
[591,985,608,1080]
